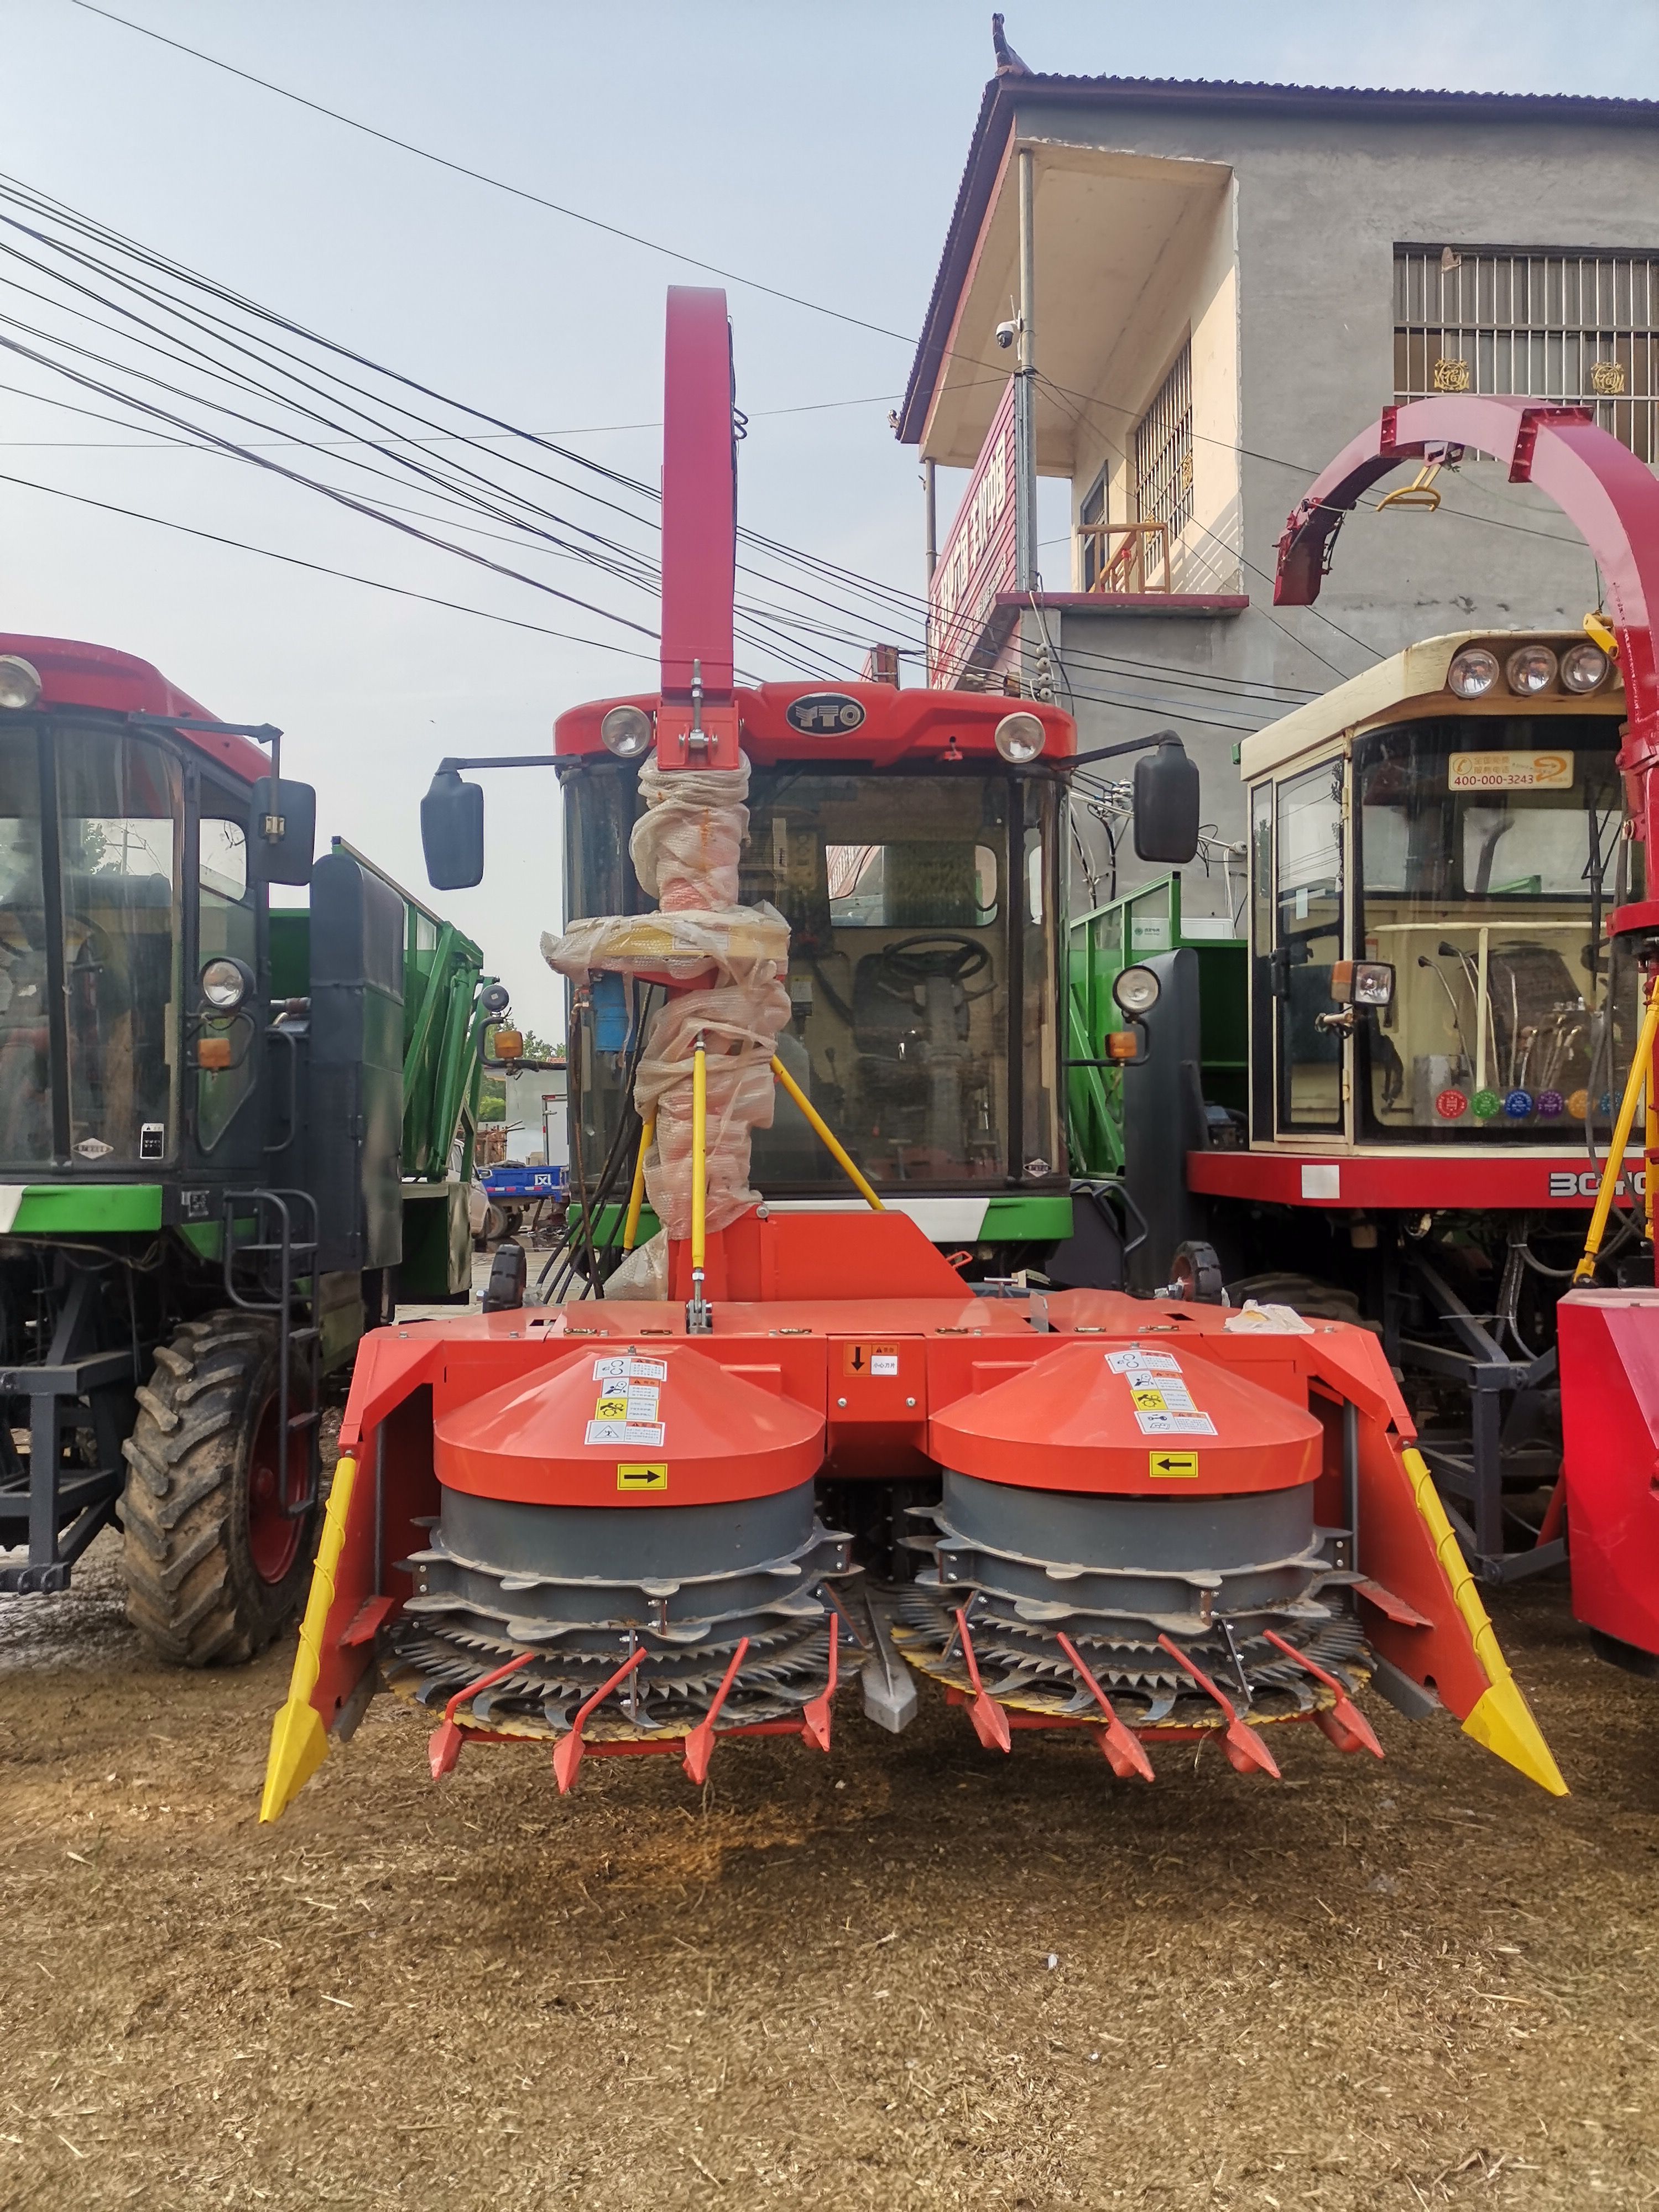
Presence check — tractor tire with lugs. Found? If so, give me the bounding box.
[119,1314,317,1666]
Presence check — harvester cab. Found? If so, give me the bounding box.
[1164,394,1659,1677]
[262,291,1567,1825]
[0,638,489,1665]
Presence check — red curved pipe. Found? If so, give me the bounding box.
[1272,397,1659,857]
[660,285,736,707]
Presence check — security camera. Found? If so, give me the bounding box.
[994,319,1018,350]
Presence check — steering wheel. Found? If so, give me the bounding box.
[878,932,992,985]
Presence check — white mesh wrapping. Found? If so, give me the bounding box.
[541,752,790,1259]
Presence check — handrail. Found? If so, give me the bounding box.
[1076,520,1171,595]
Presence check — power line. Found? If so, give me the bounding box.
[0,465,669,661]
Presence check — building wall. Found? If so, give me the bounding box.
[1010,92,1659,918]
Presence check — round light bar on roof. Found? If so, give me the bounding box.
[600,704,653,758]
[0,655,42,712]
[1447,646,1499,699]
[1560,640,1610,693]
[993,711,1046,764]
[1505,643,1558,696]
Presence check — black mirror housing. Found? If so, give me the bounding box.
[421,768,484,890]
[1132,736,1201,864]
[253,776,316,886]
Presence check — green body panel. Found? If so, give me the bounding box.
[1065,873,1247,1175]
[5,1183,164,1234]
[399,1180,473,1300]
[980,1194,1072,1239]
[268,910,311,1001]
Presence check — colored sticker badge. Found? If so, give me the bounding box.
[1148,1449,1199,1479]
[1136,1410,1217,1437]
[1470,1088,1501,1119]
[1504,1089,1534,1119]
[617,1463,667,1491]
[1567,1089,1589,1121]
[1436,1088,1470,1120]
[1536,1090,1564,1119]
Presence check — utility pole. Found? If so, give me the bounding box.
[1014,144,1038,593]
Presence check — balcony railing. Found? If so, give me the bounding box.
[1077,520,1171,595]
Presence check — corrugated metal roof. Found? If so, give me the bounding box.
[897,70,1659,445]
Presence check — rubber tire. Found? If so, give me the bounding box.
[118,1313,318,1667]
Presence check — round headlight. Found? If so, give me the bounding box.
[200,956,252,1011]
[0,655,42,712]
[1112,963,1161,1017]
[481,982,511,1016]
[1447,647,1499,700]
[993,711,1046,764]
[1561,640,1610,694]
[1506,644,1558,696]
[600,704,653,759]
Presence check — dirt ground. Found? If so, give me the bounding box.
[2,1533,1657,2212]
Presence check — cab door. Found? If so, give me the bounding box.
[1269,758,1348,1138]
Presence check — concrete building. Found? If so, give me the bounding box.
[899,50,1659,919]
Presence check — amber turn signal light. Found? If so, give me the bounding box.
[494,1027,524,1061]
[1105,1031,1139,1061]
[196,1037,233,1070]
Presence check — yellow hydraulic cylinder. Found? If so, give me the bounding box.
[1574,980,1659,1283]
[691,1039,707,1275]
[770,1055,884,1212]
[622,1115,655,1253]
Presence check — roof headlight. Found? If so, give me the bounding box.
[600,704,653,759]
[200,956,253,1011]
[1447,647,1499,700]
[1561,640,1610,694]
[1505,643,1558,696]
[1112,963,1161,1017]
[0,655,42,712]
[993,710,1046,764]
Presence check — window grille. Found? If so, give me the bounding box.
[1079,470,1107,589]
[1394,246,1659,462]
[1133,342,1194,553]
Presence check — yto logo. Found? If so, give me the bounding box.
[786,692,866,735]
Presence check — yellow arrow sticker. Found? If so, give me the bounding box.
[1149,1449,1199,1479]
[617,1463,668,1491]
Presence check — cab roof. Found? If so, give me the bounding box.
[554,680,1075,769]
[0,633,271,785]
[1238,630,1627,782]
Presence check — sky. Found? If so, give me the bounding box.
[6,0,1659,1041]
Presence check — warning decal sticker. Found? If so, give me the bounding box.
[1135,1410,1217,1437]
[617,1463,668,1491]
[1148,1449,1199,1479]
[593,1357,668,1383]
[1106,1348,1181,1375]
[585,1421,666,1447]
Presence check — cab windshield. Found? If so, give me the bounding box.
[1353,716,1633,1141]
[0,724,181,1170]
[565,761,1058,1194]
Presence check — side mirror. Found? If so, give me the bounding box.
[1132,734,1201,864]
[1331,959,1395,1009]
[253,777,316,886]
[421,767,484,890]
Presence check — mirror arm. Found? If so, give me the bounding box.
[436,754,561,774]
[1066,727,1181,770]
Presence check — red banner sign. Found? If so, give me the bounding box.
[928,380,1017,688]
